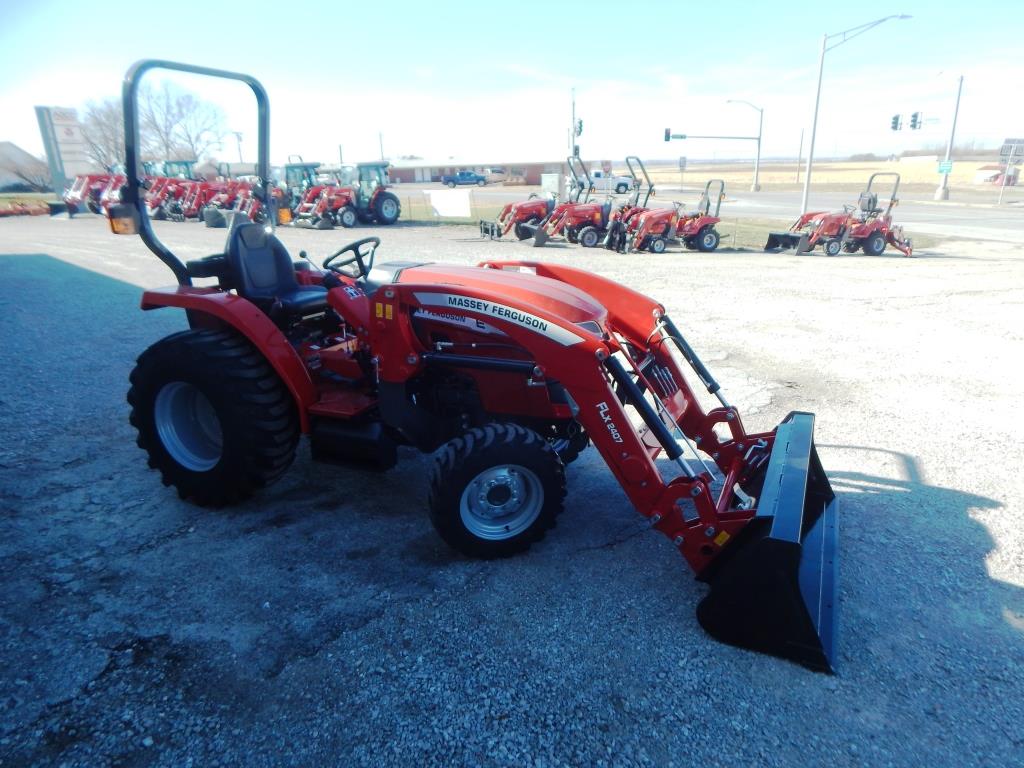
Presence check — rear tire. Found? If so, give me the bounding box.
[428,424,565,558]
[862,231,886,256]
[477,179,485,187]
[697,227,720,252]
[374,192,401,225]
[578,226,601,248]
[615,183,629,194]
[128,329,299,506]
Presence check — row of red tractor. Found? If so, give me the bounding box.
[482,156,913,257]
[62,158,402,231]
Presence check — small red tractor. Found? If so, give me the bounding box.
[608,180,725,254]
[479,193,559,240]
[765,173,913,257]
[529,156,620,247]
[63,173,113,215]
[479,156,610,240]
[109,60,839,673]
[291,163,401,229]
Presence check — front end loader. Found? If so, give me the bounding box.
[108,59,840,672]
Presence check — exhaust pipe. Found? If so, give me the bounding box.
[695,412,838,672]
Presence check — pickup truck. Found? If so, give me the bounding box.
[441,170,487,187]
[570,169,635,195]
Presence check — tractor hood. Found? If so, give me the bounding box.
[388,263,609,328]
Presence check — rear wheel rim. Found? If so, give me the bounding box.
[460,464,543,540]
[154,382,223,472]
[703,231,717,249]
[380,199,398,219]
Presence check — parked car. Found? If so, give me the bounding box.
[569,169,635,195]
[441,170,487,187]
[482,167,507,183]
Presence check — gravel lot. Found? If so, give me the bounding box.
[1,214,1022,767]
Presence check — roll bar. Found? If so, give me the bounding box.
[120,60,270,286]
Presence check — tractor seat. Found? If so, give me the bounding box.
[545,198,556,215]
[226,223,328,316]
[858,191,880,214]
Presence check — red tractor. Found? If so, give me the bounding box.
[765,173,913,257]
[108,60,839,673]
[530,156,617,247]
[63,173,112,215]
[479,193,560,240]
[676,179,725,252]
[292,162,401,229]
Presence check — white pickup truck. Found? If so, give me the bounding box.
[569,169,635,195]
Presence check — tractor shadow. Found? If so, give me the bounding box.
[811,445,1023,672]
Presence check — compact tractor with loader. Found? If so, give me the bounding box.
[291,162,401,229]
[528,156,620,248]
[765,173,913,257]
[109,60,839,672]
[478,157,600,240]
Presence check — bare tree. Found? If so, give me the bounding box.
[81,99,124,169]
[139,81,225,161]
[0,151,51,192]
[80,82,226,169]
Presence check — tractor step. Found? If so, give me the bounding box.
[695,412,838,672]
[309,418,397,470]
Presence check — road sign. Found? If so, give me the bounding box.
[937,161,953,174]
[999,139,1024,164]
[678,156,688,171]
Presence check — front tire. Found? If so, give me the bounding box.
[338,205,357,228]
[428,424,565,558]
[128,329,299,506]
[648,236,668,254]
[823,238,842,257]
[578,225,601,248]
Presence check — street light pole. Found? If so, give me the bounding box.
[727,99,764,191]
[934,75,963,201]
[800,14,911,215]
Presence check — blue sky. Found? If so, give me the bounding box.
[2,0,1021,165]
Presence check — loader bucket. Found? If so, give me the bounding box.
[479,219,500,238]
[764,231,809,253]
[696,411,838,672]
[531,226,550,247]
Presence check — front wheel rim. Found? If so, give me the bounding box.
[154,382,223,472]
[459,464,543,540]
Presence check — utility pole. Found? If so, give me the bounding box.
[934,75,963,201]
[338,144,344,164]
[570,87,576,157]
[378,132,384,162]
[801,15,911,214]
[998,144,1017,205]
[233,131,243,163]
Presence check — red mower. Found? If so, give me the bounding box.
[109,60,839,673]
[765,173,913,257]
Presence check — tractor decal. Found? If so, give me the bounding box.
[414,292,584,346]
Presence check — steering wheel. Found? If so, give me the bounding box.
[323,236,381,279]
[842,204,856,214]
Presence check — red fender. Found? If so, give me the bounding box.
[140,287,317,432]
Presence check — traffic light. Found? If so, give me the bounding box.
[573,144,580,158]
[910,112,921,129]
[665,128,671,142]
[575,119,583,137]
[890,114,901,131]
